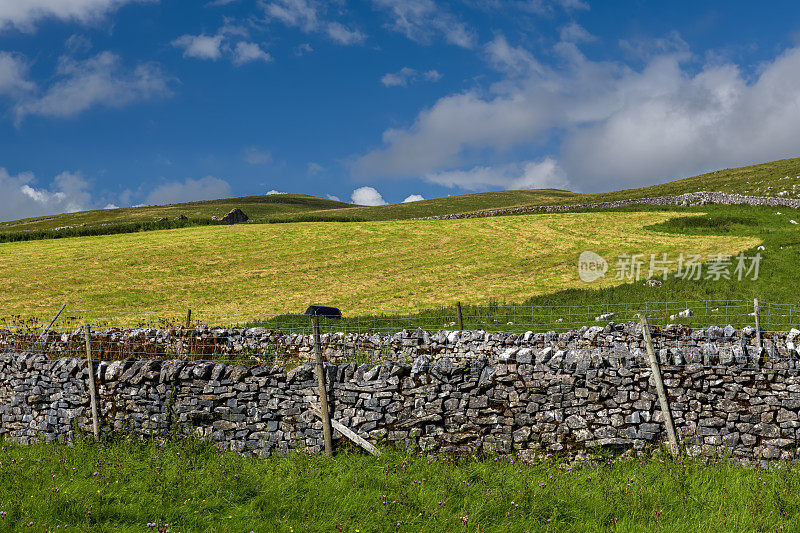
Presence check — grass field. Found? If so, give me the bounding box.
[0,438,797,532]
[4,158,800,235]
[0,210,759,324]
[0,194,352,232]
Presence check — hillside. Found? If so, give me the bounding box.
[0,209,759,323]
[0,193,353,231]
[273,157,800,222]
[3,157,800,234]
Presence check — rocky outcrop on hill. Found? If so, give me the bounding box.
[222,208,249,224]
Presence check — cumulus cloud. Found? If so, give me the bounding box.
[233,42,272,64]
[0,52,34,97]
[14,51,170,123]
[0,0,152,33]
[0,168,94,222]
[172,33,225,60]
[424,158,567,190]
[351,186,387,206]
[402,194,425,202]
[264,0,366,45]
[372,0,475,48]
[484,34,542,76]
[355,35,800,192]
[145,176,232,205]
[265,189,284,195]
[381,67,441,87]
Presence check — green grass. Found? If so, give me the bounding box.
[0,210,758,324]
[1,437,798,532]
[0,194,353,233]
[5,157,800,236]
[259,157,800,223]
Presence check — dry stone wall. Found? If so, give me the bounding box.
[411,191,800,220]
[3,323,800,461]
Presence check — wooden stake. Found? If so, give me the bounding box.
[640,315,678,457]
[34,303,66,353]
[307,403,380,456]
[185,308,192,328]
[84,324,100,440]
[456,301,464,332]
[313,315,334,456]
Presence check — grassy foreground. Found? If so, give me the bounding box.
[0,438,797,532]
[0,211,758,323]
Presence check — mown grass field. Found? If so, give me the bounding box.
[4,157,800,235]
[0,210,759,324]
[0,438,797,532]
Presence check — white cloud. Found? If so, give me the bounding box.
[0,0,152,33]
[265,189,284,195]
[484,34,542,76]
[172,33,224,60]
[233,41,272,64]
[371,0,475,48]
[381,67,441,87]
[351,186,387,206]
[244,147,272,164]
[402,194,425,202]
[103,203,119,209]
[0,52,34,96]
[295,43,313,56]
[326,22,366,45]
[65,34,92,54]
[308,162,324,174]
[326,194,341,201]
[14,51,170,123]
[0,168,94,222]
[356,36,800,192]
[559,22,595,43]
[521,0,589,14]
[146,176,232,205]
[264,0,365,45]
[424,158,568,190]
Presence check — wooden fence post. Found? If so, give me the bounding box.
[185,308,192,328]
[754,298,763,355]
[84,324,100,440]
[312,315,334,456]
[456,301,464,332]
[640,314,678,457]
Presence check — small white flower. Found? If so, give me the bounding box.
[791,220,798,225]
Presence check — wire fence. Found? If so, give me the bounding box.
[0,299,798,367]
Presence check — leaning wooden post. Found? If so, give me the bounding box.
[84,324,100,440]
[754,298,763,354]
[312,315,334,456]
[456,301,464,332]
[640,315,678,457]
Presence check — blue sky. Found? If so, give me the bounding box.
[2,0,800,220]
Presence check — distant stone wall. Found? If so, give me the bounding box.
[411,191,800,220]
[3,324,800,460]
